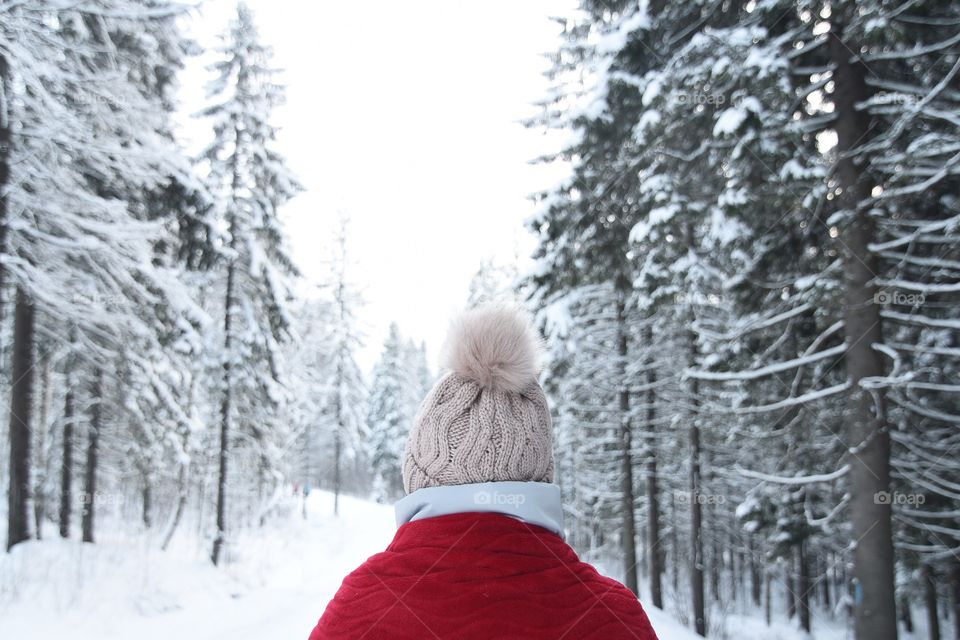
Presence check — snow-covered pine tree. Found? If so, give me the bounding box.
[836,3,960,632]
[323,215,367,516]
[1,0,201,550]
[368,323,412,501]
[529,1,755,627]
[532,0,960,637]
[467,258,520,308]
[405,340,433,411]
[283,296,337,505]
[200,2,302,565]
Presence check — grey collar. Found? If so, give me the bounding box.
[395,481,565,538]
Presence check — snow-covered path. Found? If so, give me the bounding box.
[0,492,395,640]
[0,490,824,640]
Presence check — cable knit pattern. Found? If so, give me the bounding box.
[308,513,659,640]
[402,305,555,494]
[402,373,554,493]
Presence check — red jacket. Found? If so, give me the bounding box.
[309,512,659,640]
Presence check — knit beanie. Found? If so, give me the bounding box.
[402,305,555,494]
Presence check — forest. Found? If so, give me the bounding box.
[1,1,959,640]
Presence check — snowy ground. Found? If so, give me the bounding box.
[0,490,911,640]
[0,492,393,640]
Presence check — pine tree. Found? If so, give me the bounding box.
[201,2,302,566]
[368,323,412,501]
[324,214,367,516]
[530,1,959,637]
[1,0,198,550]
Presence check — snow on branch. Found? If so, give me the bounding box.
[869,214,960,253]
[696,303,813,342]
[882,310,960,330]
[687,343,845,381]
[736,464,849,485]
[724,382,851,414]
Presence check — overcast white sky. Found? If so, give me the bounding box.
[179,0,572,371]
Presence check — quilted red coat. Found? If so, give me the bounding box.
[308,512,659,640]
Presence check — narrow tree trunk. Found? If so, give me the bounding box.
[951,559,960,640]
[788,561,797,620]
[729,542,738,605]
[750,535,762,607]
[161,463,188,551]
[830,21,898,640]
[645,324,662,608]
[710,523,721,602]
[212,262,236,566]
[33,354,52,539]
[799,540,812,633]
[81,368,103,544]
[33,353,51,540]
[59,384,75,539]
[899,593,914,634]
[332,266,346,518]
[923,564,940,640]
[689,326,706,636]
[765,569,772,626]
[142,482,152,529]
[0,52,12,320]
[821,554,832,611]
[6,287,36,551]
[333,396,342,517]
[616,289,639,595]
[671,492,679,593]
[164,374,196,550]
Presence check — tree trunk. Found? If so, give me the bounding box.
[59,383,75,539]
[951,559,960,640]
[212,261,236,566]
[788,562,797,620]
[729,543,738,605]
[645,324,663,608]
[710,523,721,602]
[821,553,832,610]
[81,368,103,544]
[0,52,12,321]
[161,463,188,551]
[33,350,53,540]
[671,492,679,593]
[923,564,940,640]
[765,568,772,626]
[829,21,898,640]
[616,289,638,595]
[899,593,914,634]
[33,353,52,539]
[689,326,706,636]
[798,540,812,633]
[333,422,343,516]
[6,287,36,551]
[142,482,152,529]
[750,535,762,607]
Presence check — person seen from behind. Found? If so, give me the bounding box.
[309,304,660,640]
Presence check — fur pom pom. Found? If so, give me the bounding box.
[440,305,543,393]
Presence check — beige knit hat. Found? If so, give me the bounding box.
[402,305,555,494]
